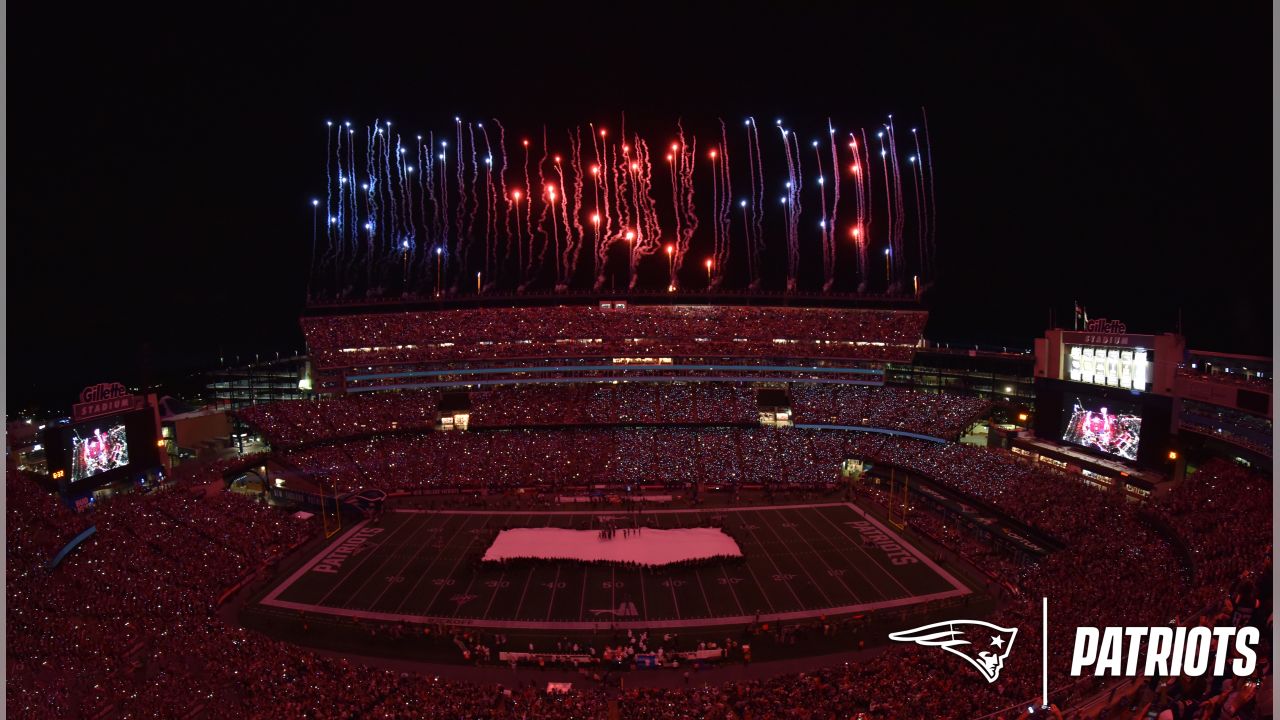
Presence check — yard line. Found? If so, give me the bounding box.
[638,566,649,621]
[716,564,746,616]
[750,509,835,607]
[741,561,777,614]
[390,514,479,614]
[733,510,805,608]
[422,517,491,615]
[811,505,917,597]
[787,506,887,601]
[512,567,537,619]
[667,569,681,620]
[577,565,590,622]
[481,571,506,619]
[773,507,863,604]
[481,513,532,620]
[315,512,432,608]
[545,565,562,621]
[360,513,459,610]
[511,513,557,619]
[449,515,499,619]
[693,567,716,617]
[260,510,970,629]
[259,521,371,606]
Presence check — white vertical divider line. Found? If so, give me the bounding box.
[1042,596,1049,708]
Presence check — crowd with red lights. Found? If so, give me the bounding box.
[469,382,758,427]
[302,305,928,369]
[237,382,992,452]
[1163,458,1274,612]
[790,384,991,438]
[9,419,1272,718]
[237,391,439,449]
[6,461,315,719]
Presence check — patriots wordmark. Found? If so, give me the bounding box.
[888,620,1018,683]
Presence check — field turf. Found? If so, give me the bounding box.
[259,502,970,631]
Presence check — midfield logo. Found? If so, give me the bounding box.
[589,601,639,617]
[889,620,1018,683]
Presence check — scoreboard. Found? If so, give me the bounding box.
[1035,327,1184,397]
[44,383,162,493]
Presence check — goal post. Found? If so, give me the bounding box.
[319,478,342,539]
[886,467,909,530]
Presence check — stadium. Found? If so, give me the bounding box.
[9,282,1273,719]
[5,16,1273,715]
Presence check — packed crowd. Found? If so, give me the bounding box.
[469,382,758,427]
[9,422,1273,718]
[280,426,842,493]
[237,391,439,449]
[790,384,991,438]
[1163,458,1274,612]
[302,305,928,369]
[237,381,994,452]
[6,462,315,719]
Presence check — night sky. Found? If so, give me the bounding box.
[8,3,1271,414]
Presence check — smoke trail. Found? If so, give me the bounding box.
[748,118,766,289]
[314,114,934,298]
[908,128,925,290]
[493,120,513,271]
[813,137,832,291]
[589,123,608,290]
[477,123,496,285]
[634,138,663,275]
[381,123,397,264]
[714,118,732,288]
[451,117,464,291]
[886,116,906,285]
[827,119,841,292]
[567,127,587,284]
[778,123,801,291]
[526,126,551,291]
[921,106,938,280]
[322,122,333,283]
[876,128,892,289]
[669,121,699,290]
[463,122,479,281]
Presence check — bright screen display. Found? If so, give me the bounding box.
[1067,345,1150,391]
[70,424,130,482]
[1061,398,1142,461]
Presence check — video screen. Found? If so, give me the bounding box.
[71,423,130,482]
[1061,398,1142,461]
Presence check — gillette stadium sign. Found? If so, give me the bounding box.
[72,382,145,422]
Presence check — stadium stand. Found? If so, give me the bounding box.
[301,306,928,383]
[9,419,1271,718]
